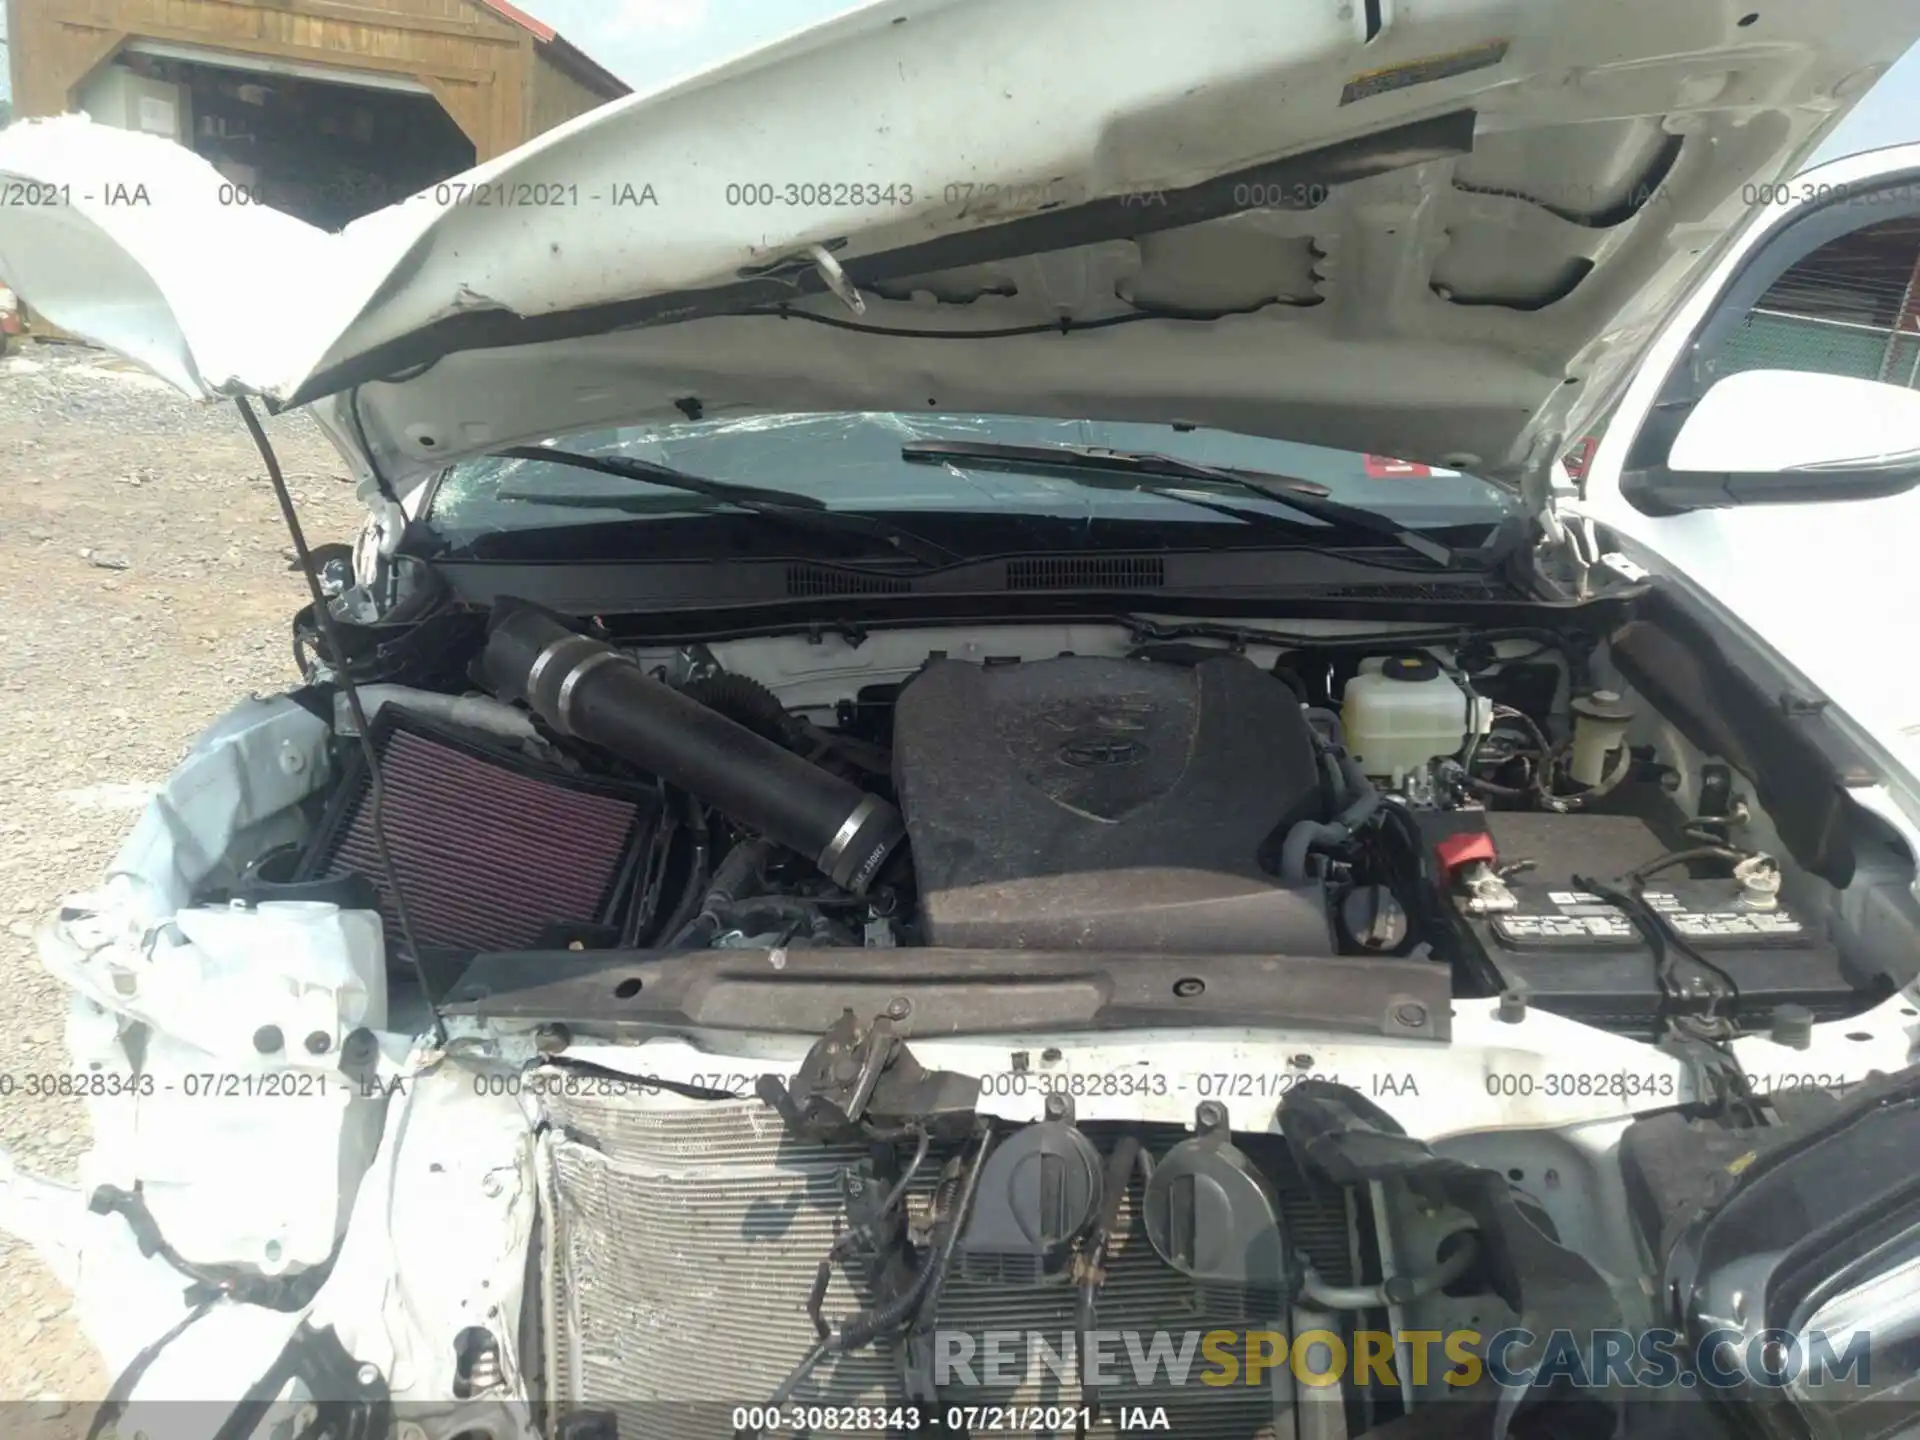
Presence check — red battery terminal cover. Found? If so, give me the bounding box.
[1433,830,1497,876]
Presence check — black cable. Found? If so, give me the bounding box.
[1629,846,1746,883]
[1463,705,1552,803]
[671,836,777,947]
[1650,918,1744,1022]
[87,1183,332,1308]
[806,1128,934,1340]
[898,1127,994,1347]
[536,1053,742,1102]
[878,1129,936,1232]
[1075,1137,1145,1421]
[1574,873,1679,1018]
[707,895,859,946]
[652,792,710,945]
[755,1126,995,1432]
[1573,873,1743,1025]
[747,294,1291,340]
[1684,1017,1767,1126]
[235,398,444,1042]
[208,1324,390,1440]
[1621,846,1756,1019]
[1462,694,1634,814]
[345,386,400,506]
[1466,640,1557,670]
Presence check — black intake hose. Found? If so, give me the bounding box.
[478,600,905,893]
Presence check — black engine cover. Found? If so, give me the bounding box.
[893,655,1332,953]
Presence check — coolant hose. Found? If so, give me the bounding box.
[1335,754,1381,828]
[1320,750,1348,811]
[478,599,905,893]
[1303,707,1346,749]
[1279,822,1346,882]
[1280,753,1381,880]
[671,838,776,948]
[1301,1232,1480,1310]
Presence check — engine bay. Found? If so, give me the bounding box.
[31,594,1920,1440]
[250,598,1917,1044]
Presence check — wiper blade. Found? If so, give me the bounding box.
[494,446,963,567]
[900,440,1467,568]
[494,490,722,513]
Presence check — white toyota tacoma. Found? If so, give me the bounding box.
[5,3,1920,1439]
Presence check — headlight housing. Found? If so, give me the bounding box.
[1668,1069,1920,1440]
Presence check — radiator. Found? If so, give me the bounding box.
[299,707,662,953]
[539,1088,1355,1440]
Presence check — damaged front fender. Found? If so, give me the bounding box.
[0,690,540,1420]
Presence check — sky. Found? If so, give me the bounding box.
[532,0,850,96]
[1809,39,1920,164]
[1,1,1917,161]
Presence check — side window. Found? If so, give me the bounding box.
[1708,215,1920,390]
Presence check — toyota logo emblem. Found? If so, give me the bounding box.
[1060,736,1146,767]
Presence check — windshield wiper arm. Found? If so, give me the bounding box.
[494,446,964,567]
[900,440,1466,567]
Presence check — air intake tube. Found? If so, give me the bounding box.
[478,599,905,893]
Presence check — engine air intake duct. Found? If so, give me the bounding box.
[478,598,904,893]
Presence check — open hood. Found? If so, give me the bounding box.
[1,0,1914,510]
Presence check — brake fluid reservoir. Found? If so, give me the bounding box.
[1341,653,1471,781]
[1569,690,1635,786]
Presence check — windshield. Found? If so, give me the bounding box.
[425,412,1519,545]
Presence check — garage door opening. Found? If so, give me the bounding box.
[100,51,477,230]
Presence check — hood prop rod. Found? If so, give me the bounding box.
[235,397,447,1046]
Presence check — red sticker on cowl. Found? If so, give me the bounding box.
[1364,455,1430,477]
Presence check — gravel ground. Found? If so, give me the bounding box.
[0,344,363,1407]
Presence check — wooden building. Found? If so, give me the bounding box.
[5,0,628,228]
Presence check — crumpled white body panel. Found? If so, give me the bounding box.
[0,119,353,397]
[0,691,533,1418]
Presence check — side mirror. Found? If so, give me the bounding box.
[1625,369,1920,511]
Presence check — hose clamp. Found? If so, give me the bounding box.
[527,635,579,696]
[818,795,881,882]
[555,649,627,735]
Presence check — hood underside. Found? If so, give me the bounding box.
[0,0,1912,504]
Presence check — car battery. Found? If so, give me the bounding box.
[1418,811,1866,1036]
